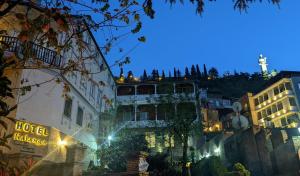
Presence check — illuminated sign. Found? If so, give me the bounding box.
[13,121,49,146]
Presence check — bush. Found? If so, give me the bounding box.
[147,153,181,176]
[191,156,228,176]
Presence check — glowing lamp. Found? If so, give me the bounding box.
[58,140,67,146]
[108,135,113,141]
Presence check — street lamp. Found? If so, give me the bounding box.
[58,139,67,146]
[107,135,113,146]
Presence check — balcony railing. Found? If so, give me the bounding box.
[0,36,63,67]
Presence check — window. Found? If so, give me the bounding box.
[262,110,267,118]
[257,112,262,120]
[285,82,292,90]
[97,88,102,106]
[279,84,285,92]
[266,107,272,116]
[164,134,174,148]
[63,97,72,118]
[145,132,155,148]
[271,104,277,113]
[87,113,93,128]
[259,96,264,104]
[274,87,279,95]
[80,76,87,93]
[289,97,297,106]
[76,106,84,126]
[277,102,283,111]
[254,98,259,106]
[263,93,269,101]
[280,118,287,126]
[90,82,95,99]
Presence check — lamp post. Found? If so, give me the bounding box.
[107,135,113,146]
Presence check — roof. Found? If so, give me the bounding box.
[255,71,300,94]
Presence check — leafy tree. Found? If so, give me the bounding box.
[157,92,202,176]
[191,156,228,176]
[147,153,180,176]
[97,132,149,173]
[0,48,16,170]
[208,67,219,80]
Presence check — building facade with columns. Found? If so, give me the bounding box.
[114,78,231,158]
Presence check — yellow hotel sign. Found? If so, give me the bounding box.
[13,121,49,146]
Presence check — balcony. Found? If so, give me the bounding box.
[124,120,168,128]
[0,35,63,67]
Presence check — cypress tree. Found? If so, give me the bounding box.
[191,65,196,79]
[185,67,190,78]
[196,64,201,79]
[162,70,165,79]
[174,68,177,78]
[203,64,208,79]
[177,69,181,78]
[168,70,172,78]
[142,69,148,80]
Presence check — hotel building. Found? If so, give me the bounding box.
[0,1,115,175]
[248,71,300,128]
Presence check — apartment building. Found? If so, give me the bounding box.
[248,71,300,128]
[0,1,115,174]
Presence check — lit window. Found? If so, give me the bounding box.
[63,97,72,118]
[164,134,174,148]
[145,132,155,148]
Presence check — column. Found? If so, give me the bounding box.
[155,104,158,121]
[134,85,137,96]
[154,84,157,95]
[173,83,176,94]
[134,104,137,121]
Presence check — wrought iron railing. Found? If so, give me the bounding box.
[0,35,63,67]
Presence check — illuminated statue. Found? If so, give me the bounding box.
[258,54,268,74]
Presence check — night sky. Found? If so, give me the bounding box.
[94,1,300,77]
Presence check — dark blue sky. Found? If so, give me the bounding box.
[96,1,300,77]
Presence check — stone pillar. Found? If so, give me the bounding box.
[173,83,176,94]
[155,105,158,121]
[134,104,137,121]
[134,85,137,96]
[154,84,157,95]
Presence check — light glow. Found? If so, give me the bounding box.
[58,140,67,146]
